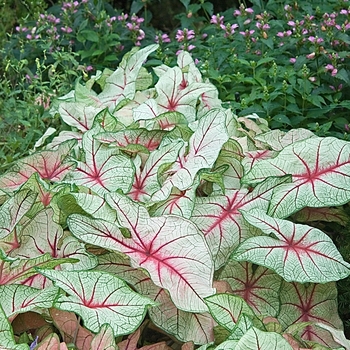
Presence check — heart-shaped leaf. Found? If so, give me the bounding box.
[68,192,215,312]
[278,281,343,348]
[66,127,135,195]
[0,284,59,317]
[0,140,76,192]
[38,269,156,336]
[242,137,350,218]
[218,261,282,317]
[233,209,350,283]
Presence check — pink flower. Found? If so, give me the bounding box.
[175,28,195,42]
[325,64,338,76]
[233,9,241,16]
[155,33,171,44]
[306,52,316,59]
[210,14,224,25]
[290,57,296,63]
[308,36,324,44]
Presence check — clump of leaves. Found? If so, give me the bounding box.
[0,44,350,350]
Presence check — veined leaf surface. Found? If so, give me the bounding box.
[278,281,343,348]
[242,137,350,218]
[67,128,134,195]
[0,284,59,317]
[218,261,282,317]
[233,209,350,283]
[39,270,156,336]
[0,140,76,191]
[68,192,215,312]
[0,190,36,240]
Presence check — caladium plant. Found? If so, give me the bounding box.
[0,44,349,349]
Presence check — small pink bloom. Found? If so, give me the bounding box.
[246,7,254,14]
[287,20,296,26]
[290,57,296,63]
[233,9,241,16]
[306,52,316,59]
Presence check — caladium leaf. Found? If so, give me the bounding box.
[58,102,104,132]
[66,127,135,195]
[234,209,350,283]
[96,128,167,152]
[155,66,214,121]
[213,139,244,191]
[0,253,77,285]
[154,108,229,200]
[242,137,350,218]
[0,189,36,240]
[291,207,349,226]
[204,293,255,332]
[12,208,63,258]
[56,193,117,223]
[0,284,59,317]
[191,177,290,269]
[98,45,158,109]
[106,192,215,312]
[218,261,282,317]
[129,139,184,202]
[97,252,215,345]
[38,269,156,336]
[0,140,76,192]
[217,327,293,350]
[90,324,117,350]
[0,304,29,350]
[149,183,198,219]
[278,281,343,348]
[68,192,215,312]
[255,128,315,151]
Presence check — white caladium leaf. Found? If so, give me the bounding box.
[223,327,293,350]
[57,192,117,223]
[0,284,59,317]
[155,66,215,121]
[97,252,215,345]
[0,304,29,350]
[106,192,215,312]
[213,139,244,191]
[129,140,184,202]
[149,183,198,219]
[19,173,53,207]
[58,102,104,132]
[133,98,159,121]
[255,128,315,151]
[242,137,350,218]
[0,253,77,285]
[98,45,158,110]
[48,130,83,149]
[191,177,289,269]
[0,189,36,239]
[38,269,156,337]
[234,209,350,283]
[0,140,76,192]
[12,208,63,258]
[59,235,98,271]
[205,294,255,333]
[218,261,282,317]
[67,127,135,195]
[68,192,215,312]
[278,281,343,348]
[95,128,167,152]
[90,324,118,350]
[154,109,229,200]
